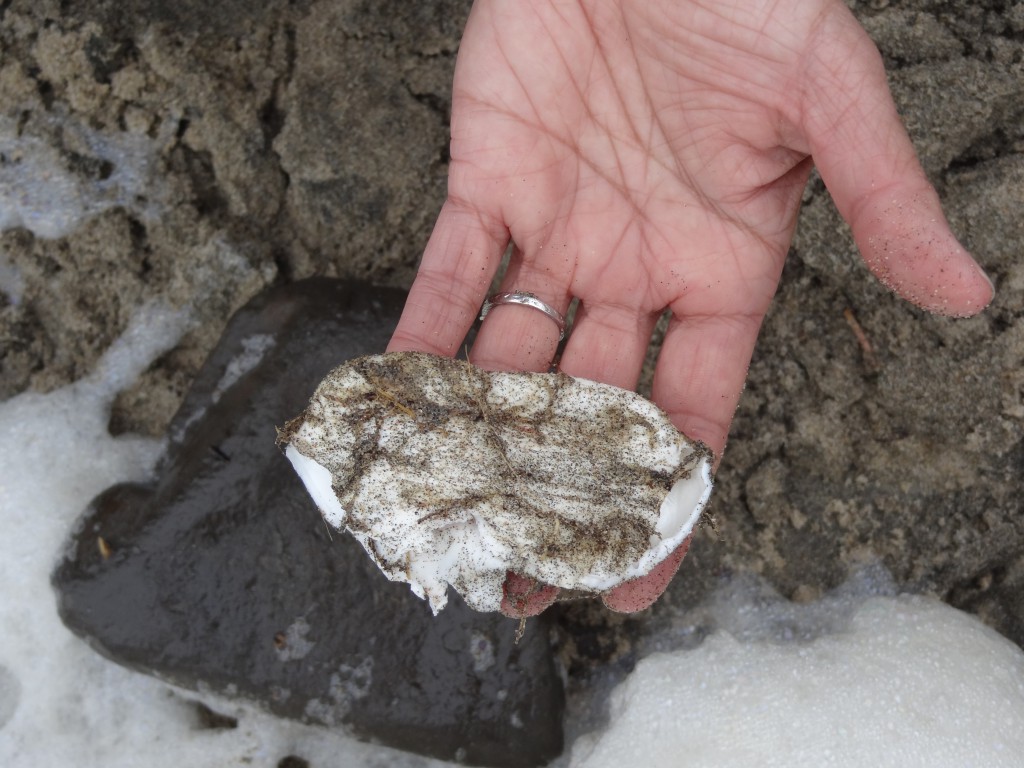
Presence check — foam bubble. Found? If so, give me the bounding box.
[0,115,165,240]
[570,585,1024,768]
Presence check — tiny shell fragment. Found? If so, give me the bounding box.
[279,352,714,613]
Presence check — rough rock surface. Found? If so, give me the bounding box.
[52,279,564,768]
[1,0,1022,745]
[0,0,466,417]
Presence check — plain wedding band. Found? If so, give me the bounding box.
[479,291,567,341]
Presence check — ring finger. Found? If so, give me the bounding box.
[471,244,574,373]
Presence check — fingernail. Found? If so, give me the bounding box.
[976,262,995,294]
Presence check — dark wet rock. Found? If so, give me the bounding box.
[53,278,564,768]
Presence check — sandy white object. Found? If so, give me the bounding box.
[279,352,713,613]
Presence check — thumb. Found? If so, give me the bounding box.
[800,5,993,317]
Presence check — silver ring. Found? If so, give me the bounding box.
[480,291,566,341]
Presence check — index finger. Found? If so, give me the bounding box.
[388,199,508,356]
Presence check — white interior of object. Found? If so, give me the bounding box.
[5,311,1024,768]
[658,458,714,539]
[285,445,347,529]
[349,488,512,615]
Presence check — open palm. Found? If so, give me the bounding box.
[389,0,992,615]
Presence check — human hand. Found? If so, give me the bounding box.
[387,0,994,616]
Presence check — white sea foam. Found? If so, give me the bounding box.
[211,333,276,403]
[570,576,1024,767]
[0,115,165,240]
[0,250,23,306]
[0,303,452,768]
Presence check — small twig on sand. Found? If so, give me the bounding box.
[843,307,880,373]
